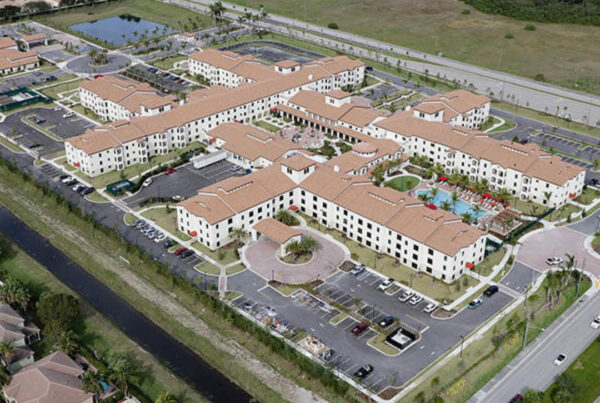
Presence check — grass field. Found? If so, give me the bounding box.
[0,136,23,153]
[150,54,188,70]
[141,207,179,235]
[473,247,506,277]
[384,175,420,192]
[231,0,600,95]
[543,336,600,403]
[0,239,208,402]
[34,0,212,33]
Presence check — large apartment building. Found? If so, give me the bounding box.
[66,51,365,176]
[177,154,486,283]
[408,90,491,129]
[79,76,176,122]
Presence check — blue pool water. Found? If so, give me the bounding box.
[70,15,177,46]
[417,189,487,219]
[99,380,110,392]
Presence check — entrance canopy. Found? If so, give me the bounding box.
[253,218,301,244]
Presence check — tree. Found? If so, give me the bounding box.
[56,330,79,356]
[285,240,301,258]
[37,293,80,341]
[108,354,138,396]
[451,191,459,213]
[522,388,544,403]
[209,1,225,25]
[440,200,452,211]
[230,227,247,247]
[0,342,14,367]
[461,212,473,224]
[0,277,30,311]
[155,392,178,403]
[275,209,297,226]
[81,370,104,395]
[430,376,440,394]
[299,236,318,255]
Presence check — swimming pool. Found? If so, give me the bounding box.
[416,189,487,219]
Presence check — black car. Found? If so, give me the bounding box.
[484,285,499,297]
[180,250,194,259]
[354,365,373,378]
[378,316,395,328]
[75,186,86,193]
[59,174,69,180]
[82,187,95,196]
[163,238,176,248]
[65,179,78,186]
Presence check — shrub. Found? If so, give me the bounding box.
[505,32,514,39]
[327,22,339,29]
[534,73,546,82]
[462,9,471,14]
[524,24,536,31]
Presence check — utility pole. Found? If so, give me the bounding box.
[459,335,464,360]
[522,310,529,350]
[577,259,585,297]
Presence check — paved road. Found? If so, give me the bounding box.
[471,290,599,403]
[168,0,600,126]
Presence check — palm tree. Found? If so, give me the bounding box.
[81,370,103,395]
[155,392,178,403]
[0,342,14,367]
[543,191,553,211]
[472,204,482,221]
[431,187,438,199]
[431,163,445,178]
[440,200,452,211]
[299,236,319,255]
[108,356,137,397]
[209,1,225,25]
[461,212,473,224]
[56,330,79,356]
[275,210,297,226]
[285,240,301,258]
[230,227,247,247]
[451,191,459,213]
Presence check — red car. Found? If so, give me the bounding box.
[174,247,188,255]
[94,74,104,79]
[351,322,369,335]
[165,168,175,175]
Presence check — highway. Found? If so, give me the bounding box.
[471,289,600,402]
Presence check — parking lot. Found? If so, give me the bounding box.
[228,265,514,392]
[0,107,95,156]
[0,70,70,92]
[223,42,316,64]
[529,132,595,169]
[361,83,404,102]
[124,159,241,207]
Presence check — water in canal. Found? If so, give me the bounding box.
[0,206,251,402]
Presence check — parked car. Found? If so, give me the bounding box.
[409,295,423,306]
[135,220,147,229]
[378,278,394,291]
[398,291,414,303]
[74,184,86,193]
[554,353,567,366]
[350,264,365,276]
[163,239,176,248]
[423,303,437,313]
[82,187,95,196]
[61,176,73,183]
[509,394,523,403]
[143,178,153,187]
[65,179,78,186]
[175,247,188,256]
[591,315,600,329]
[180,250,194,259]
[484,285,499,297]
[164,168,175,175]
[353,364,373,378]
[378,316,394,328]
[172,195,185,202]
[59,174,69,180]
[351,322,369,335]
[322,348,335,361]
[546,257,563,266]
[62,112,74,118]
[154,234,166,243]
[468,298,483,309]
[36,118,45,124]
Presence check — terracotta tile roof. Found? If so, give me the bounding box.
[414,89,490,120]
[280,154,316,171]
[3,351,93,403]
[274,60,300,68]
[253,218,301,243]
[209,122,306,163]
[22,33,47,43]
[187,85,233,102]
[189,48,255,70]
[0,37,16,50]
[325,139,401,175]
[327,89,351,99]
[230,60,279,81]
[0,48,38,70]
[67,120,146,154]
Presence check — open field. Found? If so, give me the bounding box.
[231,0,600,95]
[33,0,212,32]
[0,238,208,403]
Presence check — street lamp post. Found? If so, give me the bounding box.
[316,273,320,294]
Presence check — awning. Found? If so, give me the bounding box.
[465,262,475,269]
[569,193,575,198]
[188,231,197,237]
[289,205,299,211]
[426,204,437,210]
[270,107,277,113]
[74,162,80,167]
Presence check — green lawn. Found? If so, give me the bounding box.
[575,187,600,205]
[253,119,280,132]
[488,118,517,133]
[473,247,507,277]
[71,105,105,124]
[299,213,479,304]
[547,203,582,222]
[0,136,23,153]
[34,0,212,45]
[330,312,347,325]
[194,261,221,276]
[367,333,400,356]
[150,54,188,70]
[141,207,180,236]
[229,0,600,96]
[39,80,81,100]
[226,263,246,275]
[0,240,208,403]
[543,336,600,403]
[384,175,420,192]
[191,241,240,265]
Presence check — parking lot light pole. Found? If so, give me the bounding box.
[272,269,274,283]
[459,335,464,360]
[316,273,320,294]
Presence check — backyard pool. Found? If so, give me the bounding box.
[70,15,177,46]
[417,189,487,219]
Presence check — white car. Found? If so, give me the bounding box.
[554,353,567,366]
[409,295,423,305]
[61,176,72,183]
[142,178,153,187]
[62,112,74,118]
[591,315,600,329]
[398,291,414,303]
[423,303,437,313]
[545,257,564,266]
[378,278,394,291]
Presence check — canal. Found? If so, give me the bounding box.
[0,206,252,403]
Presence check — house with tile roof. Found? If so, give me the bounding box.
[0,48,38,75]
[0,303,40,373]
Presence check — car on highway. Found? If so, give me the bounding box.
[546,257,564,266]
[591,315,600,329]
[554,353,567,366]
[142,178,153,187]
[378,278,394,291]
[423,303,437,313]
[468,298,483,309]
[378,316,395,328]
[351,322,369,335]
[350,264,365,276]
[164,168,175,175]
[398,290,414,303]
[409,295,423,305]
[484,285,499,297]
[353,364,373,378]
